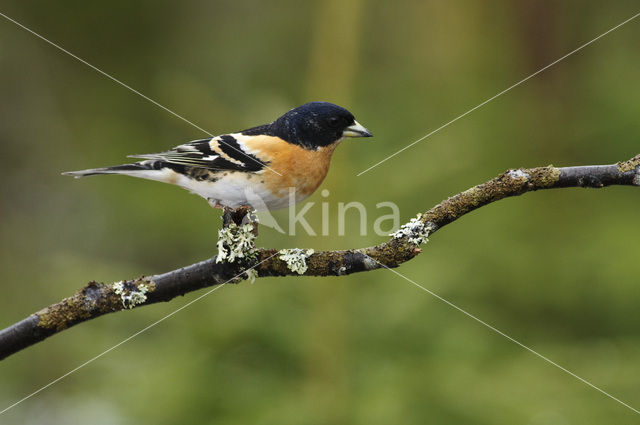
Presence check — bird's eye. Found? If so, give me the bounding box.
[328,117,340,127]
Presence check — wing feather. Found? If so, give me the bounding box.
[127,136,267,172]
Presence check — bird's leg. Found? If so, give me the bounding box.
[221,206,258,235]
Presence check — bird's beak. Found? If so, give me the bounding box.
[343,121,373,138]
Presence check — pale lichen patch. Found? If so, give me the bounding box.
[216,223,257,263]
[633,169,640,186]
[390,213,434,245]
[113,281,149,309]
[507,169,530,180]
[279,248,314,274]
[244,268,258,283]
[617,154,640,173]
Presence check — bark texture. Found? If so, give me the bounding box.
[1,154,638,360]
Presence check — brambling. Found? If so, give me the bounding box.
[64,102,372,210]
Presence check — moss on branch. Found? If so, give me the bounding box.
[1,153,639,360]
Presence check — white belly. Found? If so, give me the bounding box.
[173,171,300,211]
[127,168,312,211]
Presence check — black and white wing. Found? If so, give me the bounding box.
[128,135,267,173]
[62,134,269,182]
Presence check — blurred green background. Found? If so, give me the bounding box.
[1,1,639,424]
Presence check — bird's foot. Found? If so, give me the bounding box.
[221,206,257,229]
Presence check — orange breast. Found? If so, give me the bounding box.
[243,136,340,200]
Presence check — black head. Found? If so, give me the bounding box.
[243,102,372,149]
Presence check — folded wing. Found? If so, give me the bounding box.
[128,135,267,172]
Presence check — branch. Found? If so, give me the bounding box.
[1,154,638,360]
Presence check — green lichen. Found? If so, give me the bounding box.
[216,223,257,263]
[279,248,314,274]
[244,268,258,283]
[113,280,150,309]
[390,213,434,245]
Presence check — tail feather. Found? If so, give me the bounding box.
[62,163,151,178]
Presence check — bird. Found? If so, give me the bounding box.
[63,101,372,211]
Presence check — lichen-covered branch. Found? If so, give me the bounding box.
[1,154,638,360]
